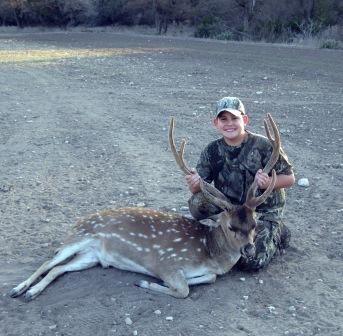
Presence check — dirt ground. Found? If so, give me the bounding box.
[0,29,342,336]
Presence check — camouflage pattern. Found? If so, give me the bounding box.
[215,96,245,117]
[188,131,293,270]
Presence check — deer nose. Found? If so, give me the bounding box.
[240,243,256,258]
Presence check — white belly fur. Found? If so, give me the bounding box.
[98,251,155,277]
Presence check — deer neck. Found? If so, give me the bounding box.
[204,225,242,267]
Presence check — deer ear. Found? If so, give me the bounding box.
[198,218,219,228]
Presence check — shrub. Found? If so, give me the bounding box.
[215,30,234,40]
[320,39,341,49]
[194,16,222,38]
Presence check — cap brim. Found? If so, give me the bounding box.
[216,108,243,117]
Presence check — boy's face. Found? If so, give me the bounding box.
[213,111,249,145]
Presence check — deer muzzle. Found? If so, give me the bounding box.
[240,243,256,258]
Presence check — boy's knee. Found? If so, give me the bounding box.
[235,249,275,271]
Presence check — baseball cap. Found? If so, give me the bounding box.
[215,97,245,117]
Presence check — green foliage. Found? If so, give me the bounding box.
[320,38,341,49]
[215,31,234,41]
[194,16,222,38]
[95,0,126,25]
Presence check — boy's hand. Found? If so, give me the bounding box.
[255,169,271,190]
[185,169,201,194]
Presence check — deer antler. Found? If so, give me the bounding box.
[199,179,236,211]
[244,113,281,209]
[168,117,192,175]
[169,117,236,211]
[262,113,281,174]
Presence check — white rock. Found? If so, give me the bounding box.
[180,206,189,212]
[288,306,296,312]
[133,331,138,336]
[136,202,145,207]
[165,316,173,321]
[267,305,276,312]
[154,310,162,315]
[297,178,309,187]
[239,277,246,282]
[125,317,133,325]
[259,279,264,284]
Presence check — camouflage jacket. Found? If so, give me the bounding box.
[196,131,293,221]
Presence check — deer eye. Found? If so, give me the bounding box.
[229,227,250,240]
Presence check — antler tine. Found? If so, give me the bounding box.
[262,113,280,175]
[179,140,187,163]
[244,114,281,209]
[199,179,235,211]
[169,117,192,175]
[263,119,273,142]
[245,170,277,209]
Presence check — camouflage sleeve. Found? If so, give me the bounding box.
[196,146,214,183]
[274,147,294,175]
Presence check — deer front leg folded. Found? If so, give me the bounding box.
[136,269,190,298]
[186,273,217,285]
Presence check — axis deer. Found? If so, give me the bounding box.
[10,114,280,300]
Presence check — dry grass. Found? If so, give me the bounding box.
[0,47,169,63]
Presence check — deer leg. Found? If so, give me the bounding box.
[186,273,217,286]
[24,251,98,301]
[136,270,190,298]
[10,239,94,298]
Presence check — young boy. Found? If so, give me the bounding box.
[186,97,295,270]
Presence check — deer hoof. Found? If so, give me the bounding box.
[9,287,21,298]
[135,280,149,289]
[9,284,28,298]
[24,290,36,302]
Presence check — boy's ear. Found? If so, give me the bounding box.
[243,115,249,125]
[212,117,219,127]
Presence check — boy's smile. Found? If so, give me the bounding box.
[213,111,249,146]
